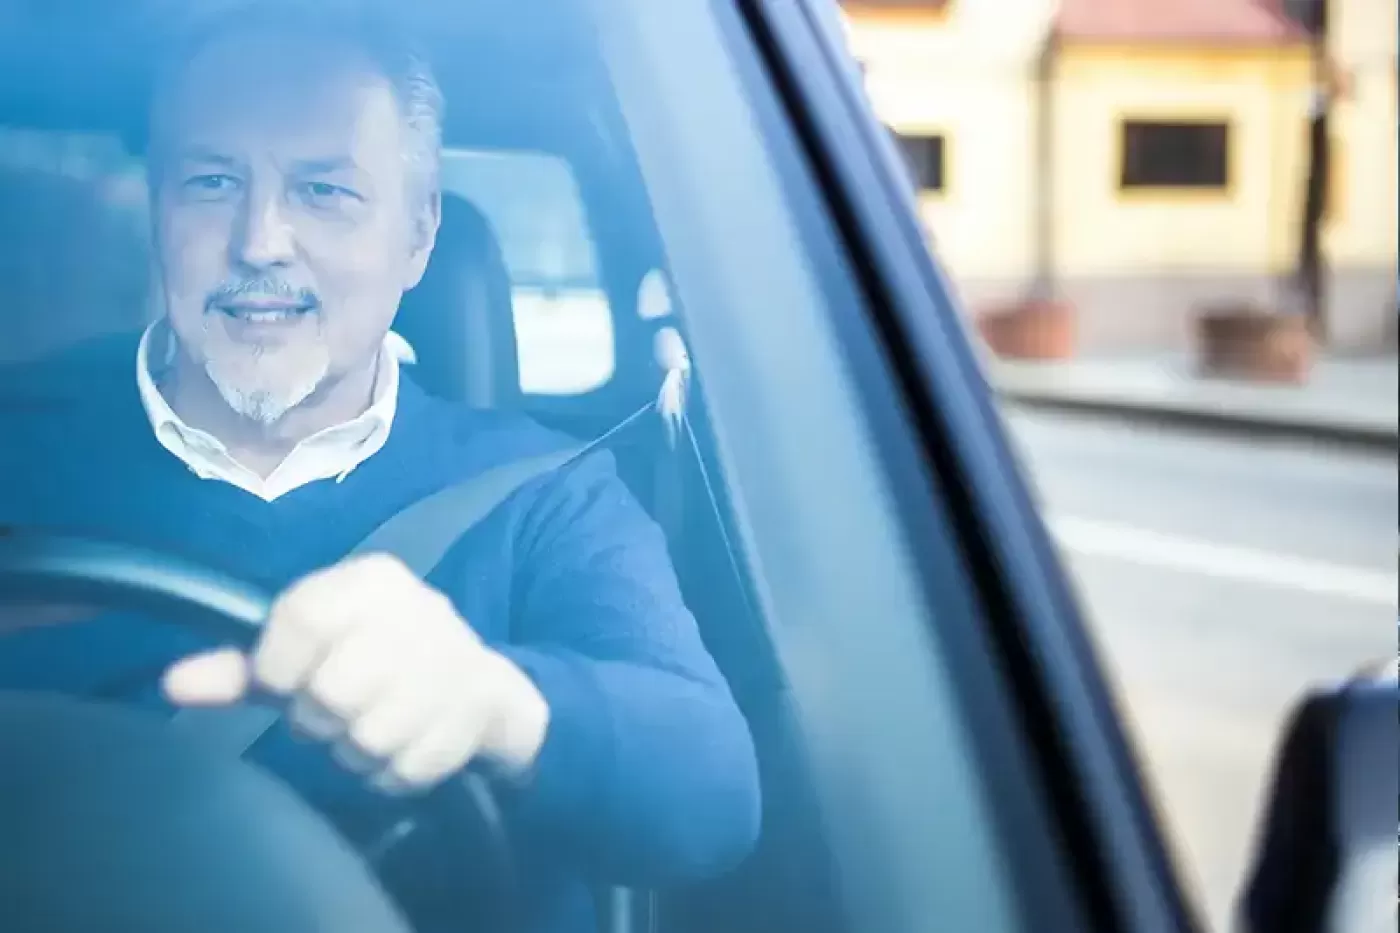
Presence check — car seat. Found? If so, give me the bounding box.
[393,192,522,410]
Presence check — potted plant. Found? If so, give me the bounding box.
[1194,301,1314,384]
[974,297,1077,361]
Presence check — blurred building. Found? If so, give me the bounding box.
[842,0,1397,353]
[1305,0,1399,347]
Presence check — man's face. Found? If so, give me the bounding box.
[151,29,436,423]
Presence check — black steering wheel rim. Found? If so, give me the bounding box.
[0,528,271,646]
[0,526,517,927]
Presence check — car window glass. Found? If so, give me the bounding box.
[0,126,152,364]
[441,148,615,397]
[845,6,1399,930]
[0,3,1107,933]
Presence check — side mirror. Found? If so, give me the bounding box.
[1235,672,1397,933]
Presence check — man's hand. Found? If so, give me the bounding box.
[162,554,550,793]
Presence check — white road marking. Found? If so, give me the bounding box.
[1048,515,1398,607]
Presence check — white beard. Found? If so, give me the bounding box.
[200,320,331,425]
[206,354,328,424]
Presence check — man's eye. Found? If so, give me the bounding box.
[183,174,239,194]
[300,181,358,205]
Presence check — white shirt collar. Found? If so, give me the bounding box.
[135,321,401,502]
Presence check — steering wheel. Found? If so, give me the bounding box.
[0,528,515,933]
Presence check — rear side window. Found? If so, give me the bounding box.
[0,126,151,365]
[441,149,616,397]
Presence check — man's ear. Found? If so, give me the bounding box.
[403,190,441,290]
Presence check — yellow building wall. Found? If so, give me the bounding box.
[860,73,1039,281]
[1051,46,1314,280]
[1323,0,1398,267]
[842,2,1391,347]
[843,0,1055,288]
[842,1,1052,70]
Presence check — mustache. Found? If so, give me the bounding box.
[205,278,319,310]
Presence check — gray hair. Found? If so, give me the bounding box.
[393,50,446,208]
[148,3,444,208]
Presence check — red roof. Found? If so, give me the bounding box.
[1057,0,1308,44]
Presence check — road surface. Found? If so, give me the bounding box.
[1001,407,1397,932]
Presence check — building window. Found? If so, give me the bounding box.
[1281,0,1327,36]
[894,132,946,193]
[1119,120,1230,191]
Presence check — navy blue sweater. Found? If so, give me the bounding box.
[0,340,761,933]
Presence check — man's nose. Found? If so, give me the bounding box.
[232,191,296,270]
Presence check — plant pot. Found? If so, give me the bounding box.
[975,299,1076,361]
[1195,305,1314,384]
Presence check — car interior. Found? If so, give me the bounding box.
[0,2,845,932]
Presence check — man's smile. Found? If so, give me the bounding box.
[210,296,319,324]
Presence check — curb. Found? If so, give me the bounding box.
[997,388,1398,454]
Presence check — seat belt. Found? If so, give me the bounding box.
[169,409,647,755]
[347,443,590,578]
[172,372,686,933]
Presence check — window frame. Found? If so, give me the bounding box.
[1116,117,1234,199]
[891,129,949,197]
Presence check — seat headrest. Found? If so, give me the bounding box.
[394,193,521,408]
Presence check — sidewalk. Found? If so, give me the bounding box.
[991,353,1399,449]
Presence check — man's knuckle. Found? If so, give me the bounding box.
[273,580,334,629]
[356,551,412,582]
[308,670,356,717]
[332,741,379,776]
[391,754,438,787]
[350,726,396,760]
[288,695,342,741]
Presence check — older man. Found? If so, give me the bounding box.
[0,7,759,932]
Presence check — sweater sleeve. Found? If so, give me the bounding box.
[493,448,761,888]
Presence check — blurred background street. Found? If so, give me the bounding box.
[1005,405,1395,930]
[841,0,1396,926]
